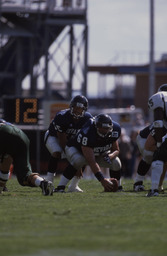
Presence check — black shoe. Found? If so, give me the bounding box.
[54,186,66,193]
[133,181,145,192]
[40,180,54,196]
[146,189,159,197]
[118,185,124,192]
[3,186,8,192]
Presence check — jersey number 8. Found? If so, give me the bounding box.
[77,134,88,146]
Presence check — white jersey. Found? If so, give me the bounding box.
[148,91,167,129]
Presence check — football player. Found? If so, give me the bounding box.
[44,95,93,192]
[146,83,167,196]
[133,124,166,192]
[55,114,122,192]
[133,124,154,191]
[0,119,53,196]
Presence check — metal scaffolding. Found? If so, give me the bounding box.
[0,0,88,100]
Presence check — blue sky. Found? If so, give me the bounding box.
[88,0,167,65]
[87,0,167,97]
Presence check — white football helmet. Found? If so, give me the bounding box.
[158,84,167,92]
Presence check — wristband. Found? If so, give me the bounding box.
[95,171,104,181]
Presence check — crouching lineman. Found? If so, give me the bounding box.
[44,95,92,192]
[0,119,53,196]
[55,114,122,192]
[133,124,153,191]
[133,124,166,192]
[146,83,167,196]
[146,133,167,196]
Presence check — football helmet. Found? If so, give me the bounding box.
[70,95,88,119]
[95,114,113,137]
[158,84,167,92]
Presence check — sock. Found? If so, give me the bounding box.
[58,175,70,186]
[46,172,55,182]
[46,156,60,182]
[57,164,79,188]
[0,171,9,192]
[69,176,80,188]
[118,179,121,187]
[35,176,44,187]
[151,161,163,190]
[134,173,145,183]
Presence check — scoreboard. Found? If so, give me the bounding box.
[2,97,39,125]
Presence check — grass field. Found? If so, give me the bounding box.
[1,177,167,256]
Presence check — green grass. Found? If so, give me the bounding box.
[1,177,167,256]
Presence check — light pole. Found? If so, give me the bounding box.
[149,0,155,123]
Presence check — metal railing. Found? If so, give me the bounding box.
[0,0,87,13]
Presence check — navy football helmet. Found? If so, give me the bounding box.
[70,95,88,119]
[158,84,167,92]
[95,114,113,137]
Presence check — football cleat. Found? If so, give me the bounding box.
[133,181,145,192]
[40,180,54,196]
[54,186,66,193]
[146,189,159,197]
[117,185,124,192]
[3,186,8,192]
[67,185,83,193]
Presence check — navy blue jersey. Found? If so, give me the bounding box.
[67,118,121,155]
[47,109,93,140]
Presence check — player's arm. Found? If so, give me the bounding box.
[109,140,120,160]
[153,107,164,147]
[145,133,157,152]
[81,146,113,191]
